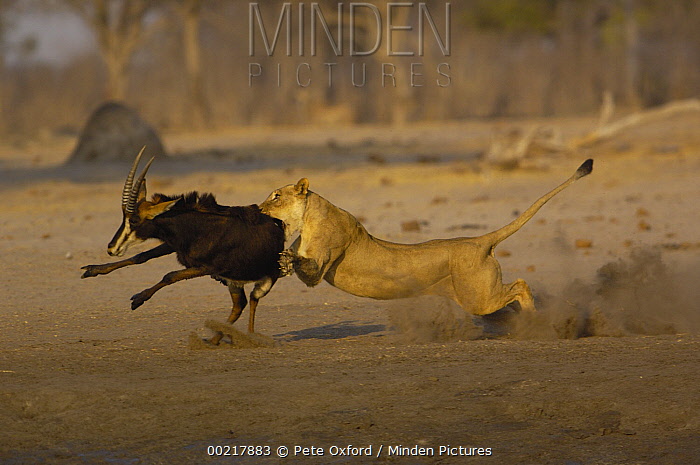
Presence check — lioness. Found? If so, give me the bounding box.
[261,159,593,316]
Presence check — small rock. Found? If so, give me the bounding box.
[653,144,680,154]
[445,223,486,232]
[417,155,440,164]
[401,220,421,232]
[575,239,593,249]
[637,220,652,231]
[615,142,632,153]
[471,195,490,203]
[367,153,386,164]
[661,242,700,251]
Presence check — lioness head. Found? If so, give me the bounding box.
[260,178,309,238]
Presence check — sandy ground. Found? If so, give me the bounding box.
[1,120,699,464]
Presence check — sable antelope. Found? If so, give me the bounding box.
[81,148,286,342]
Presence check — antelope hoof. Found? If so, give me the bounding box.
[130,292,149,310]
[80,265,103,278]
[208,333,224,346]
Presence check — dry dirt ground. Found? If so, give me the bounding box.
[1,120,699,464]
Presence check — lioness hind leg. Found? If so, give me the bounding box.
[504,279,536,312]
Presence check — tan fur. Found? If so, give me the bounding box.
[261,160,593,316]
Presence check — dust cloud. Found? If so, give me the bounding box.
[513,248,700,339]
[387,295,484,343]
[386,249,699,342]
[188,320,277,349]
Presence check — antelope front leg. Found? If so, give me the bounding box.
[131,267,210,310]
[81,244,174,278]
[247,276,276,333]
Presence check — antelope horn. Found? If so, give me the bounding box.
[122,147,146,209]
[125,156,155,214]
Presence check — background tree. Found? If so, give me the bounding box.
[623,0,641,107]
[172,0,210,128]
[3,0,700,134]
[0,1,6,130]
[67,0,162,101]
[0,0,13,132]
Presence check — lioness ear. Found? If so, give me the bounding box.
[143,198,180,219]
[295,178,309,195]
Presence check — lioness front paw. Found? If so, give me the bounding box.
[278,250,296,277]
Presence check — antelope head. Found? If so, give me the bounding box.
[107,148,179,256]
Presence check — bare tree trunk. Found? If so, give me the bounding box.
[385,2,413,126]
[623,0,641,107]
[0,1,6,130]
[179,0,210,128]
[104,48,128,100]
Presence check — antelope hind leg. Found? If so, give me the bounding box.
[210,284,247,345]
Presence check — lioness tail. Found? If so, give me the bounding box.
[482,159,593,251]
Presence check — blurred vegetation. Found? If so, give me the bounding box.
[1,0,700,136]
[464,0,557,36]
